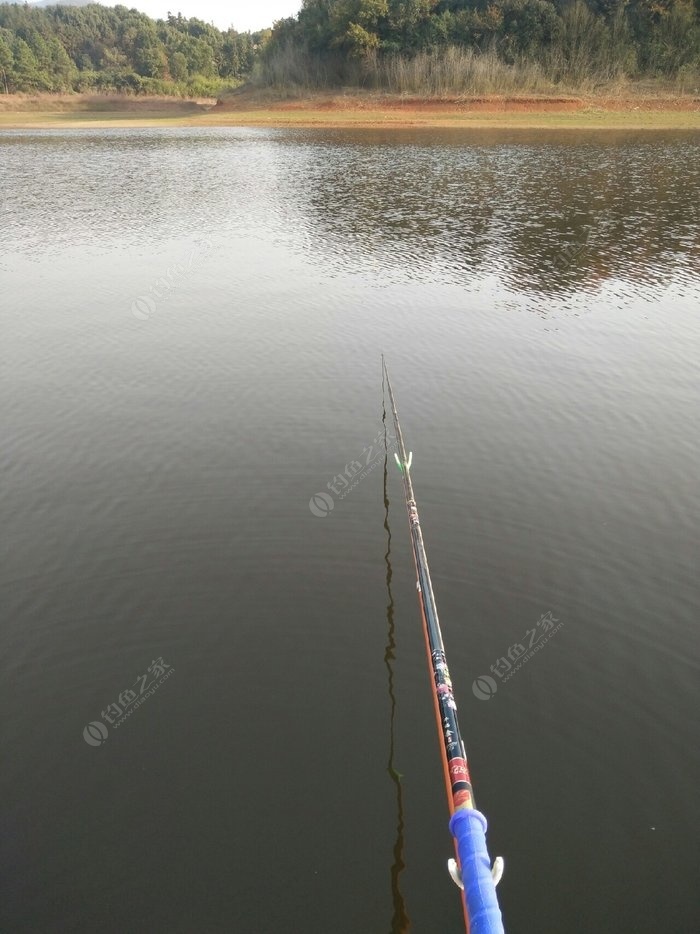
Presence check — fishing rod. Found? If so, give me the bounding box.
[382,357,504,934]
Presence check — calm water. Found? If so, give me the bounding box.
[1,127,699,934]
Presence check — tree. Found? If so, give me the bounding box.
[169,49,188,80]
[48,38,76,88]
[12,37,44,90]
[330,0,389,54]
[0,33,12,92]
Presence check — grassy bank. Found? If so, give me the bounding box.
[0,91,698,130]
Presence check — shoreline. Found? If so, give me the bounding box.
[1,92,699,130]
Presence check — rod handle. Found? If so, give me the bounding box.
[449,808,505,934]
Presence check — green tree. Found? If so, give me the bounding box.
[12,37,44,90]
[169,50,188,81]
[0,32,12,92]
[330,0,388,54]
[49,37,77,89]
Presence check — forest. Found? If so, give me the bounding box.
[0,1,698,96]
[0,3,267,96]
[262,0,700,91]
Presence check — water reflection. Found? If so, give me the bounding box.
[0,128,284,258]
[276,130,700,301]
[2,128,698,306]
[383,377,411,934]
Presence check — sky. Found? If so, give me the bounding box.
[98,2,302,33]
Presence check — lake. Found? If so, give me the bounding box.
[1,126,699,933]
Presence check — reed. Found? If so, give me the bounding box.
[256,42,698,96]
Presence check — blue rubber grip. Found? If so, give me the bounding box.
[449,808,504,934]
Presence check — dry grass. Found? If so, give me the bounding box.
[254,44,700,99]
[0,93,216,113]
[0,89,698,130]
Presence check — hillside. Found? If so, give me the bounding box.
[0,1,698,98]
[258,0,700,93]
[31,0,97,7]
[0,3,266,96]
